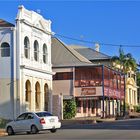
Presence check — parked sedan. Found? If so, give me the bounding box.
[6,111,61,135]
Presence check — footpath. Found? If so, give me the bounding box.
[0,129,7,137]
[61,117,116,127]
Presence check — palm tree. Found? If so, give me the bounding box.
[112,48,137,116]
[111,48,137,73]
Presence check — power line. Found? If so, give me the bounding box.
[54,33,140,48]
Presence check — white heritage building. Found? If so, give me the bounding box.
[0,6,53,119]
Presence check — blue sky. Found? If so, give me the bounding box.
[1,1,140,62]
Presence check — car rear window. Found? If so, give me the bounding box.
[36,112,53,117]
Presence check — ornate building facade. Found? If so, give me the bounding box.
[126,71,138,110]
[0,6,53,119]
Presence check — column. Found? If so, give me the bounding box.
[129,88,131,104]
[101,99,105,118]
[114,100,117,116]
[126,88,129,104]
[95,100,97,116]
[50,80,53,113]
[59,93,63,120]
[86,99,88,116]
[22,76,26,113]
[112,99,115,117]
[132,90,134,106]
[130,89,133,105]
[101,100,103,117]
[32,78,35,112]
[40,80,44,111]
[81,100,83,115]
[135,91,138,105]
[89,100,91,116]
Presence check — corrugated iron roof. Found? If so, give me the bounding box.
[51,37,92,67]
[70,45,111,60]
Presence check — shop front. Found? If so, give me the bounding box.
[75,96,101,117]
[74,65,125,118]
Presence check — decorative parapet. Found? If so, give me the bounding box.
[16,5,52,34]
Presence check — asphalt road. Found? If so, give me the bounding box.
[1,119,140,140]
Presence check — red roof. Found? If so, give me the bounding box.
[0,19,14,27]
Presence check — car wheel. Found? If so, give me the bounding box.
[31,125,38,134]
[26,131,31,134]
[7,126,14,135]
[50,129,57,133]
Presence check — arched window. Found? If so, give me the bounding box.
[34,40,39,61]
[35,82,40,110]
[25,80,31,110]
[24,37,30,59]
[1,42,10,57]
[44,83,49,111]
[43,44,48,64]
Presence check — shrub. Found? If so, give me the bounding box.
[63,99,76,119]
[0,118,9,128]
[125,103,130,112]
[133,105,140,112]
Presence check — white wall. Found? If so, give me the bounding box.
[0,29,13,78]
[0,28,14,119]
[16,6,53,115]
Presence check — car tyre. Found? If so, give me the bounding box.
[31,125,38,134]
[7,126,14,136]
[50,129,57,133]
[26,131,31,134]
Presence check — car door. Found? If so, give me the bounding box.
[23,113,35,131]
[13,113,27,132]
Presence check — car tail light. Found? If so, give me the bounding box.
[40,118,45,124]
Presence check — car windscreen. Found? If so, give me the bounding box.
[35,112,53,117]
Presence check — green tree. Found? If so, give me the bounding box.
[111,48,137,73]
[63,99,76,119]
[112,48,137,115]
[136,72,140,86]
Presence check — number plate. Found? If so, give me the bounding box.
[50,118,55,122]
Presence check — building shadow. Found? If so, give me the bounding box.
[61,118,140,130]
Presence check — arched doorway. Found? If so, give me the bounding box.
[44,84,49,111]
[35,82,41,110]
[25,80,31,110]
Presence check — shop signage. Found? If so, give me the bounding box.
[81,88,96,96]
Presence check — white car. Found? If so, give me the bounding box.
[6,111,61,135]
